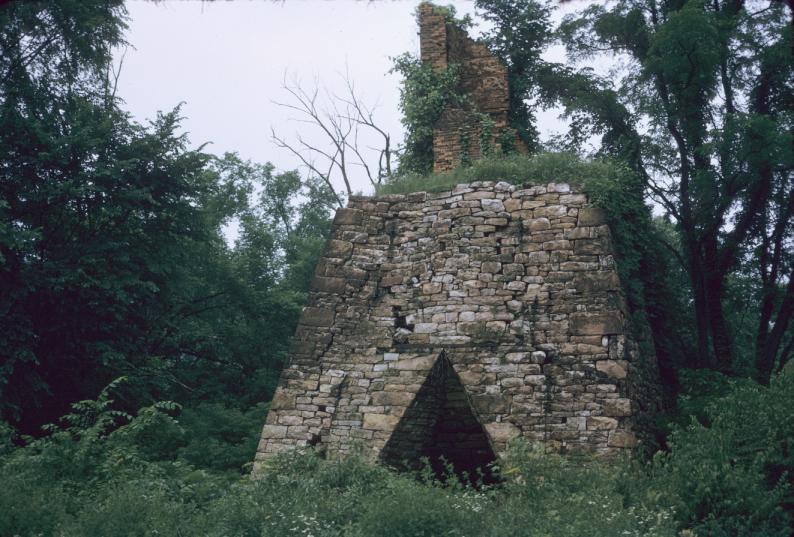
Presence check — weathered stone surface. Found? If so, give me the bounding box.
[270,389,297,410]
[574,272,621,293]
[578,207,607,226]
[261,425,287,438]
[312,276,347,293]
[302,307,335,327]
[363,413,401,431]
[371,391,415,406]
[596,360,628,379]
[334,208,363,226]
[569,313,623,335]
[608,430,638,448]
[473,394,510,414]
[603,398,632,417]
[587,416,618,430]
[393,356,436,371]
[326,239,353,258]
[485,422,521,443]
[254,181,661,469]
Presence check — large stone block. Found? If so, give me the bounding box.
[485,422,521,443]
[270,389,297,410]
[312,276,347,293]
[569,313,623,335]
[302,307,335,327]
[326,239,353,258]
[603,398,632,417]
[363,413,401,431]
[371,391,415,406]
[333,208,363,226]
[608,430,638,448]
[578,207,607,226]
[472,394,510,414]
[573,272,621,293]
[596,360,628,379]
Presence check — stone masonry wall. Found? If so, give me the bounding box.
[419,3,526,172]
[253,181,659,473]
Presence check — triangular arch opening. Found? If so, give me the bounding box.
[380,352,498,485]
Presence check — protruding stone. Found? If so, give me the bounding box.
[302,307,335,327]
[570,313,623,335]
[578,207,607,226]
[608,430,638,448]
[596,360,628,379]
[334,208,363,226]
[363,413,400,431]
[485,422,521,443]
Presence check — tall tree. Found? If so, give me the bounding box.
[0,1,336,431]
[476,0,553,153]
[556,0,793,378]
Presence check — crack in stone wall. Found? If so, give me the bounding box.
[253,181,661,473]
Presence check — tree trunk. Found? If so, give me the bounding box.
[705,272,733,371]
[756,272,794,384]
[685,239,713,368]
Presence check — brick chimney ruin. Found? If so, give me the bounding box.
[419,3,527,172]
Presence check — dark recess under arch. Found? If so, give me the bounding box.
[380,352,498,484]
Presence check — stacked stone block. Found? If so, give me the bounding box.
[254,181,658,473]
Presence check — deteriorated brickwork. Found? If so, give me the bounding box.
[254,181,660,474]
[419,3,526,172]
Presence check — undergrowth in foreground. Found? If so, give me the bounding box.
[1,367,792,536]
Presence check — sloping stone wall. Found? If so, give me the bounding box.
[253,181,660,473]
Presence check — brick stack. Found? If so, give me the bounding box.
[418,3,527,172]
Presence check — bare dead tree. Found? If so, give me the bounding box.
[271,72,393,207]
[339,73,393,184]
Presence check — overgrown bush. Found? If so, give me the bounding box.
[178,402,268,474]
[379,151,614,194]
[2,368,792,537]
[648,366,794,536]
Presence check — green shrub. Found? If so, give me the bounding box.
[178,402,267,474]
[2,373,792,537]
[649,366,794,536]
[379,152,616,195]
[355,479,486,537]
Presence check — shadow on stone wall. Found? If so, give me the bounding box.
[380,351,498,484]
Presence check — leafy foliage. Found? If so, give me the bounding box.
[556,0,794,377]
[475,0,553,152]
[380,151,620,194]
[392,52,465,175]
[1,2,793,536]
[648,366,794,535]
[8,369,790,537]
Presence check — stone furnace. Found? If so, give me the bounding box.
[254,181,656,474]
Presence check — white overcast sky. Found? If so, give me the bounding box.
[116,1,596,196]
